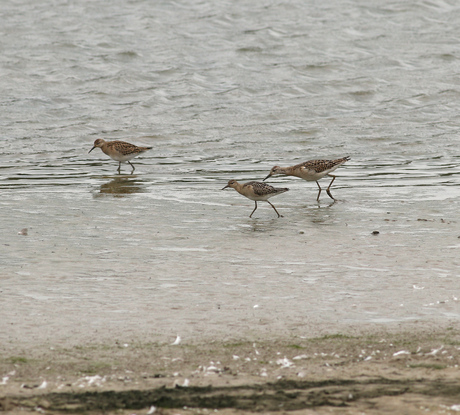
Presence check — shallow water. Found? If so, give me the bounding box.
[1,0,460,347]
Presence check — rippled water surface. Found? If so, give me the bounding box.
[1,0,460,347]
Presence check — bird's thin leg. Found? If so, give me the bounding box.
[128,161,135,174]
[249,201,258,218]
[267,201,282,218]
[315,181,322,201]
[326,174,336,200]
[117,162,122,174]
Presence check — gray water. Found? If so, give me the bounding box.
[1,0,460,348]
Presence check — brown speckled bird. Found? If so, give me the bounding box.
[89,139,152,173]
[263,157,350,201]
[222,180,289,218]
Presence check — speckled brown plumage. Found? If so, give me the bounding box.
[293,157,350,174]
[246,181,288,197]
[89,138,152,173]
[222,180,289,218]
[263,156,350,201]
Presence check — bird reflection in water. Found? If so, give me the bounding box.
[96,176,146,197]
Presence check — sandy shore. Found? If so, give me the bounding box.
[1,325,460,414]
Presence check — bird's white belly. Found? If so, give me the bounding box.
[299,166,338,181]
[246,194,271,201]
[106,152,137,162]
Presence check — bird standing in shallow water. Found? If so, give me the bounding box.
[263,157,350,201]
[88,139,152,174]
[222,180,289,218]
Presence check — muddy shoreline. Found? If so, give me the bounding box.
[2,326,460,414]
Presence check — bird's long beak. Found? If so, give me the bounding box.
[262,172,272,181]
[88,146,96,153]
[221,185,230,190]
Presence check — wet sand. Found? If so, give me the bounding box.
[3,1,460,413]
[2,324,460,414]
